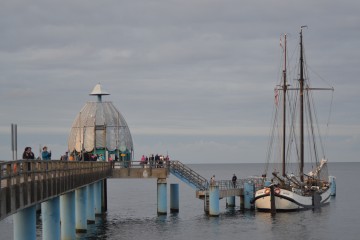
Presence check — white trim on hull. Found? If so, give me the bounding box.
[254,187,331,211]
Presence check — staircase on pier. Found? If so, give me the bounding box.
[169,161,209,191]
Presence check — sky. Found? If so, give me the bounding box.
[0,0,359,164]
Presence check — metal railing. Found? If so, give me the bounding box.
[111,160,170,169]
[213,177,264,190]
[169,161,209,190]
[0,159,112,221]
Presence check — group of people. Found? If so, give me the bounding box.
[22,146,52,160]
[21,146,67,161]
[140,154,169,168]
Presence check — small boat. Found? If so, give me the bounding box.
[254,27,334,212]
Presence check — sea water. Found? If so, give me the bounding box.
[0,162,359,240]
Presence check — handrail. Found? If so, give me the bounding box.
[169,160,209,190]
[1,160,111,189]
[0,159,112,221]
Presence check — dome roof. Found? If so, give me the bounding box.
[67,84,133,153]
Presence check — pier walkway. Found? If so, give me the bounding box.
[1,159,261,221]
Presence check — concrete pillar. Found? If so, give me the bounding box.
[60,191,76,240]
[13,205,36,240]
[94,181,102,216]
[226,196,236,208]
[75,187,87,233]
[170,183,179,213]
[102,179,108,212]
[244,182,255,210]
[157,178,167,215]
[329,176,336,196]
[42,197,60,240]
[240,195,244,210]
[209,185,219,216]
[87,184,95,224]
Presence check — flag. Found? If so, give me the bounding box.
[274,88,279,105]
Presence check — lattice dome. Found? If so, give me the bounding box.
[67,84,133,156]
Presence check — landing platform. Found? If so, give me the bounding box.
[111,164,169,179]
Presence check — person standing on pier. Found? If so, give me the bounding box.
[210,175,216,186]
[232,174,237,188]
[22,147,35,171]
[41,146,51,160]
[22,147,35,160]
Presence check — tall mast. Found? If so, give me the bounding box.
[299,26,306,182]
[282,34,287,177]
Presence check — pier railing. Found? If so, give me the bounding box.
[215,178,264,190]
[0,160,111,221]
[169,161,209,190]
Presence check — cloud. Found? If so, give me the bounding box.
[0,0,359,163]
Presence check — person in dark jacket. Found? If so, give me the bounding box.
[232,174,237,188]
[22,147,35,160]
[22,147,35,171]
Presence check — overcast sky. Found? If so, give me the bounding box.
[0,0,359,164]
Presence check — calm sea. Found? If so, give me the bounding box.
[0,162,359,240]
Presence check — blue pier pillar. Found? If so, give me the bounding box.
[13,205,36,240]
[226,196,236,208]
[42,197,60,240]
[75,186,87,233]
[170,183,179,213]
[94,181,102,216]
[329,176,336,196]
[209,185,220,216]
[87,184,95,224]
[244,182,255,210]
[60,191,76,240]
[157,178,167,215]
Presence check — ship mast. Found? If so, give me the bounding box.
[282,34,287,177]
[299,26,306,182]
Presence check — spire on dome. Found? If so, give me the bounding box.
[90,83,110,102]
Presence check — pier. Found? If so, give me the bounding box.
[1,159,260,239]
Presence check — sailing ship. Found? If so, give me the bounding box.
[254,26,334,211]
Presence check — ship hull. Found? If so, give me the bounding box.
[254,187,331,211]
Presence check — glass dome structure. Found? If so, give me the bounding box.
[67,84,133,161]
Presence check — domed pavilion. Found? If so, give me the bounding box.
[67,83,133,162]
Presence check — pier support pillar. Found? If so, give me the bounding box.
[102,179,108,212]
[94,181,102,216]
[42,197,60,240]
[170,183,179,213]
[244,182,255,210]
[60,191,76,240]
[226,196,236,208]
[157,178,167,215]
[240,193,244,210]
[87,184,95,224]
[13,205,36,240]
[75,186,87,233]
[209,185,219,216]
[329,176,336,196]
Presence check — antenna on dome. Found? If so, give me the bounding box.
[90,83,110,102]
